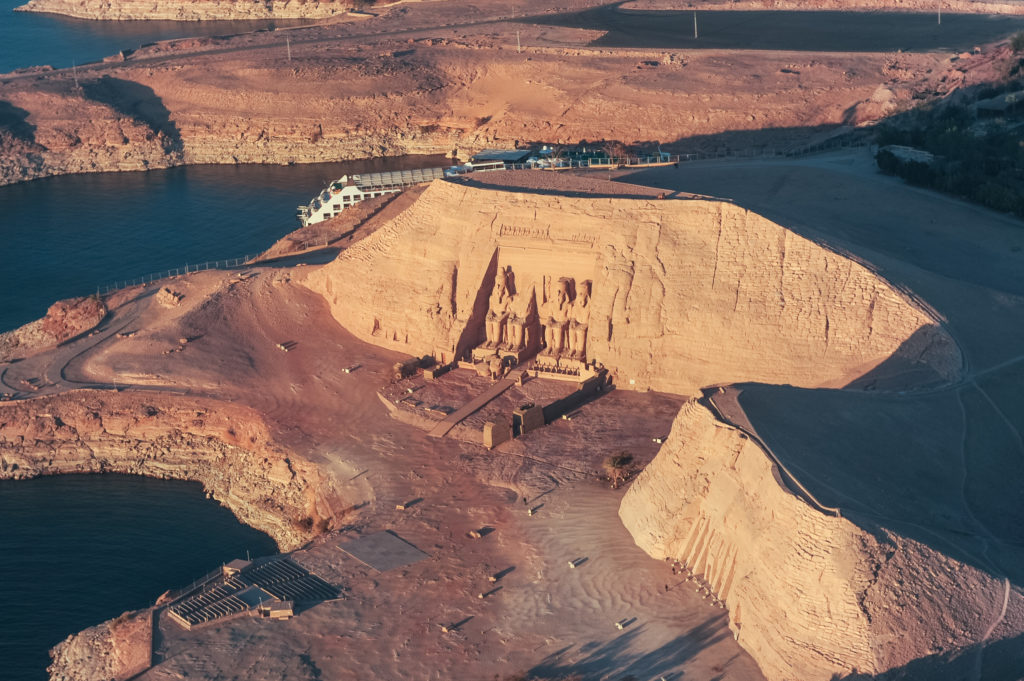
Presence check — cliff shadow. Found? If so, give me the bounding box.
[842,325,961,392]
[250,248,343,268]
[82,76,182,154]
[453,248,499,361]
[730,379,1024,584]
[528,615,732,680]
[0,100,36,143]
[837,631,1024,681]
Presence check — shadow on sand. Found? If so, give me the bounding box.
[528,615,732,681]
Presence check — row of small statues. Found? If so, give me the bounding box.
[533,362,582,376]
[482,266,591,360]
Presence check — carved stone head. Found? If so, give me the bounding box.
[578,280,592,302]
[556,277,572,304]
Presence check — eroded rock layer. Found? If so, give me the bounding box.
[0,391,336,550]
[306,179,959,395]
[49,608,152,681]
[619,399,1009,681]
[0,25,956,186]
[16,0,354,20]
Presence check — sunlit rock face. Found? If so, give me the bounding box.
[307,179,958,395]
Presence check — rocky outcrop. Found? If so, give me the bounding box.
[0,70,459,186]
[619,399,1009,681]
[0,391,338,550]
[306,179,960,394]
[0,82,182,185]
[49,608,152,681]
[16,0,360,20]
[0,29,949,186]
[0,296,106,363]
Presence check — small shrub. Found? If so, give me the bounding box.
[602,453,635,489]
[1012,31,1024,53]
[875,149,899,175]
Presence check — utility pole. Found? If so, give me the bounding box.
[693,11,698,40]
[517,30,522,54]
[72,60,79,89]
[286,36,292,62]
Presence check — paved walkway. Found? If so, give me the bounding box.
[427,370,522,438]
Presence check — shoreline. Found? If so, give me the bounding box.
[14,0,1024,22]
[12,0,372,22]
[0,389,345,552]
[4,0,1003,190]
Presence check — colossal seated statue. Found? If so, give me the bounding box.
[483,266,513,349]
[503,282,537,353]
[569,279,591,360]
[541,276,572,358]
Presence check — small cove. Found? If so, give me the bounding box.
[0,0,313,74]
[0,474,279,681]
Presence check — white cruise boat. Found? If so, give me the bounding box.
[296,167,446,226]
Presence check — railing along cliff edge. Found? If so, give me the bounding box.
[701,390,843,519]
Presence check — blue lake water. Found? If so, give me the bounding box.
[0,475,279,681]
[536,7,1024,52]
[0,0,312,73]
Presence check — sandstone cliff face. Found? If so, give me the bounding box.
[619,400,1007,681]
[49,608,152,681]
[17,0,356,20]
[0,391,335,550]
[0,31,947,186]
[0,83,181,185]
[306,180,959,394]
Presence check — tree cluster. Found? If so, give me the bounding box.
[874,92,1024,219]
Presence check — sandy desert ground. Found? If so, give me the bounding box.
[0,151,1020,680]
[3,0,1024,679]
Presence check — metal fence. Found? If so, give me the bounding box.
[97,253,258,295]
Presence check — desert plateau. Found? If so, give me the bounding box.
[3,1,1024,680]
